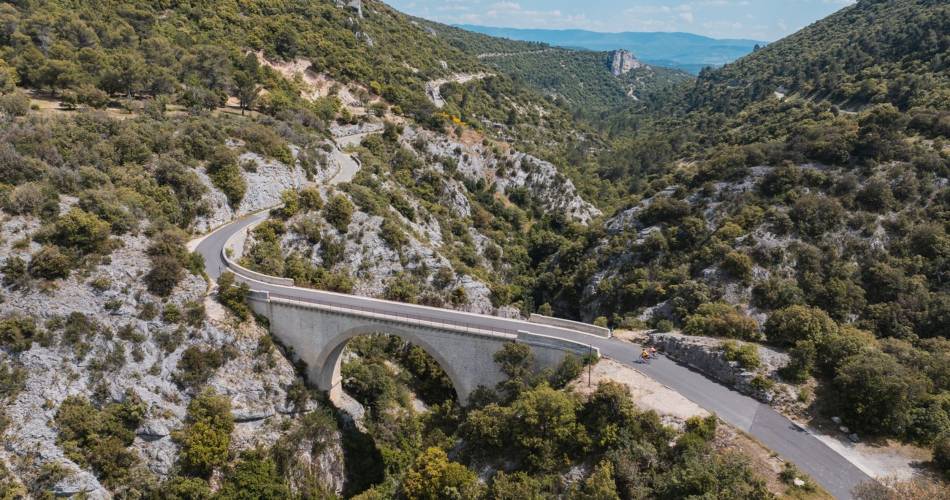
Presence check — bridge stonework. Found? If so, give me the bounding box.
[247,292,593,403]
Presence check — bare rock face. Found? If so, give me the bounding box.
[336,0,362,17]
[649,332,792,404]
[609,49,644,76]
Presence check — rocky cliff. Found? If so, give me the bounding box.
[609,49,645,76]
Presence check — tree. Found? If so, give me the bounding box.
[49,208,111,254]
[217,450,290,499]
[764,305,838,347]
[490,471,549,499]
[934,434,950,480]
[683,303,760,340]
[206,147,246,209]
[234,70,260,116]
[509,384,582,471]
[571,460,620,500]
[402,447,481,500]
[324,195,354,233]
[216,272,250,320]
[580,381,640,450]
[0,61,17,94]
[833,352,931,435]
[176,389,234,478]
[145,255,184,297]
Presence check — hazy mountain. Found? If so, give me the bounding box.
[455,25,765,74]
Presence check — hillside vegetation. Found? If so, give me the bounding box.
[424,20,693,116]
[532,0,950,465]
[0,0,948,496]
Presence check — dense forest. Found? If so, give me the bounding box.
[0,0,948,498]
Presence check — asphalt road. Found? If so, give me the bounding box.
[196,210,872,499]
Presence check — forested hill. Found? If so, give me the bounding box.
[688,0,949,114]
[530,0,950,469]
[420,19,693,116]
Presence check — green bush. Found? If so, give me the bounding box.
[174,345,226,389]
[207,147,246,208]
[175,389,234,478]
[790,194,844,238]
[28,245,72,280]
[380,218,408,251]
[216,272,250,320]
[764,305,838,347]
[721,251,753,284]
[145,255,185,297]
[403,447,482,500]
[47,208,112,254]
[720,340,761,370]
[218,450,290,499]
[751,278,804,310]
[683,302,760,340]
[1,256,29,289]
[323,195,354,233]
[781,340,817,383]
[934,434,950,479]
[54,395,146,489]
[0,315,38,353]
[299,186,324,211]
[833,352,931,436]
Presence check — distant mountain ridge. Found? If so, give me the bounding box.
[455,25,764,74]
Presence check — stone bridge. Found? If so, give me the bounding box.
[247,290,595,403]
[204,211,602,403]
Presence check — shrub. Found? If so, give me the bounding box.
[380,218,408,251]
[751,278,804,310]
[77,84,110,109]
[790,194,844,238]
[833,352,931,435]
[764,305,838,347]
[4,182,58,216]
[781,340,817,383]
[720,340,761,370]
[1,256,29,289]
[403,447,481,500]
[176,389,234,477]
[174,345,226,389]
[28,245,72,280]
[207,147,246,208]
[54,395,146,489]
[683,303,760,340]
[934,434,950,479]
[218,450,290,499]
[0,315,39,353]
[721,251,753,283]
[814,326,875,377]
[549,354,584,389]
[216,272,250,320]
[48,208,111,254]
[299,186,324,211]
[323,195,354,233]
[145,255,185,297]
[383,274,419,303]
[0,92,29,117]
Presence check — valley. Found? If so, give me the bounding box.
[0,0,947,499]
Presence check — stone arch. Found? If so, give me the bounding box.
[313,324,471,403]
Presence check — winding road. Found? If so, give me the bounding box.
[196,211,871,499]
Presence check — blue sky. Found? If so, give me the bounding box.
[387,0,857,41]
